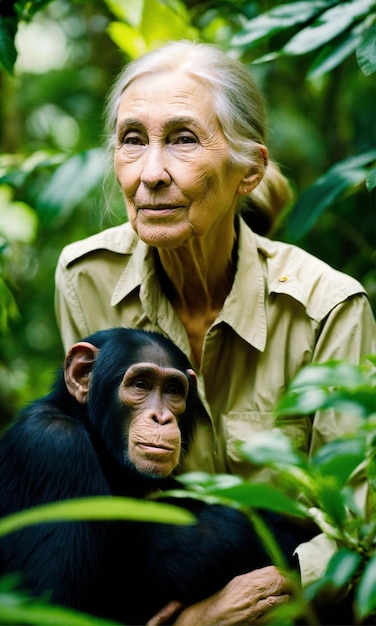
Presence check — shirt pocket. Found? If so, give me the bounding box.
[225,411,312,479]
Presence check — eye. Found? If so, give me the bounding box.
[169,131,198,147]
[166,380,185,396]
[133,377,149,390]
[175,134,196,144]
[123,132,145,146]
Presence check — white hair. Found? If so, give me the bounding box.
[105,40,267,169]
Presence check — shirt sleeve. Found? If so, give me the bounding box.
[54,253,90,350]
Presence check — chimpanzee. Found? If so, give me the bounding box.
[0,328,314,624]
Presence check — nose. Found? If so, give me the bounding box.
[149,396,175,425]
[141,145,171,189]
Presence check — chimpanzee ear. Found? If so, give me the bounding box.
[64,342,99,404]
[187,369,197,387]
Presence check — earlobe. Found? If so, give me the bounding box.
[64,342,99,404]
[238,145,268,195]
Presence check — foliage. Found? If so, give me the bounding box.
[177,357,376,623]
[0,574,119,625]
[0,0,374,422]
[0,357,373,623]
[227,0,376,239]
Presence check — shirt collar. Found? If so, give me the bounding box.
[111,218,268,351]
[111,238,151,306]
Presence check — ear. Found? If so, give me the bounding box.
[64,342,99,404]
[237,145,268,196]
[187,368,197,387]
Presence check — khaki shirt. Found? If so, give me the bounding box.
[55,218,376,586]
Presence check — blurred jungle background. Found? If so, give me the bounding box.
[0,0,375,427]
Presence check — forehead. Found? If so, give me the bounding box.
[118,70,217,125]
[136,342,182,369]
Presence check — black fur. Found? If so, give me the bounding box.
[0,328,312,624]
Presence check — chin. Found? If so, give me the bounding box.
[136,224,192,249]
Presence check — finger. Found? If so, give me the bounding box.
[255,593,291,623]
[145,600,184,625]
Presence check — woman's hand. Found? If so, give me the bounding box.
[146,565,294,625]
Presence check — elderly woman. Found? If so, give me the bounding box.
[55,40,376,625]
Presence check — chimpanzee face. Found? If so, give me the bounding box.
[118,357,189,477]
[64,334,196,479]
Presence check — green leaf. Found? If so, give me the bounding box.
[317,483,347,526]
[366,165,376,191]
[287,150,376,240]
[209,482,308,518]
[140,0,197,44]
[104,0,144,26]
[284,0,374,56]
[176,471,243,491]
[289,361,366,391]
[231,1,329,47]
[241,431,306,468]
[312,436,367,485]
[305,547,362,602]
[0,496,195,538]
[36,148,106,224]
[107,21,147,58]
[355,552,376,620]
[0,577,119,625]
[325,547,362,587]
[307,23,362,79]
[0,16,17,74]
[356,21,376,75]
[276,387,330,415]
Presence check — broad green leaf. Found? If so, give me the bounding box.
[208,482,308,518]
[176,471,243,491]
[241,431,306,468]
[140,0,198,45]
[0,16,17,74]
[107,21,147,58]
[356,21,376,75]
[366,166,376,191]
[287,150,376,240]
[308,23,363,79]
[289,361,367,391]
[325,547,362,587]
[0,496,195,538]
[317,483,347,526]
[312,436,366,485]
[36,148,106,224]
[322,389,376,418]
[284,0,374,56]
[305,546,361,600]
[0,578,119,625]
[355,552,376,620]
[276,387,330,415]
[231,1,330,47]
[104,0,144,26]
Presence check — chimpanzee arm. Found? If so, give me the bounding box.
[0,403,111,609]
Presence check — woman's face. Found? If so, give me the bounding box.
[114,71,250,248]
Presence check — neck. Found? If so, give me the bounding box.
[157,217,238,314]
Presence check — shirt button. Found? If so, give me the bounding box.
[279,275,289,282]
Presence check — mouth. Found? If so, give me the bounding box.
[138,442,174,454]
[138,205,181,214]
